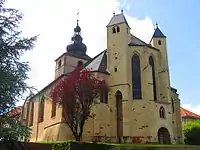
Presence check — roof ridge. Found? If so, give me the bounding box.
[131,34,148,45]
[82,50,106,69]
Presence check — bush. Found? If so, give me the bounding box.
[52,141,113,150]
[184,120,200,145]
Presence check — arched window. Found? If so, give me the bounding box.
[115,91,123,143]
[100,90,108,104]
[112,27,116,33]
[117,26,120,32]
[159,106,165,118]
[58,60,62,68]
[29,101,34,126]
[149,56,157,101]
[77,60,83,67]
[132,54,142,99]
[26,102,30,123]
[51,100,56,118]
[38,96,45,123]
[158,40,162,45]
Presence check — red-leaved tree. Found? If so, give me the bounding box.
[50,67,108,141]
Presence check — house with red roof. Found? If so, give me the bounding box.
[7,106,23,117]
[181,107,200,125]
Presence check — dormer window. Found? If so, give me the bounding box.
[112,27,116,33]
[58,60,62,68]
[158,40,162,45]
[117,26,120,32]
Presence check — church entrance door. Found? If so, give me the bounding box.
[158,127,171,144]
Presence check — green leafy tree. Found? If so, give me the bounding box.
[0,0,37,141]
[184,119,200,145]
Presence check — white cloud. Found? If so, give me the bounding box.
[182,104,200,115]
[5,0,155,105]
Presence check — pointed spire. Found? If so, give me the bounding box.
[74,10,81,34]
[77,9,79,25]
[66,12,87,55]
[152,23,166,38]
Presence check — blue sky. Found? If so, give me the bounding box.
[7,0,199,113]
[125,0,200,108]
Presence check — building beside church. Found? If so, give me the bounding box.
[21,11,183,144]
[181,107,200,126]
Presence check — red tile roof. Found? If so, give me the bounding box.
[7,106,22,117]
[181,107,200,119]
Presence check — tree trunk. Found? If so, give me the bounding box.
[75,135,81,141]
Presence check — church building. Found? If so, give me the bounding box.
[21,11,183,144]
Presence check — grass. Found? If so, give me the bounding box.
[35,140,198,147]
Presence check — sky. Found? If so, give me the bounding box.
[5,0,200,114]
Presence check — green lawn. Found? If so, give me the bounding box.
[36,140,194,147]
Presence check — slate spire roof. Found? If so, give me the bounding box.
[83,50,108,74]
[152,25,166,38]
[66,19,90,60]
[107,10,130,28]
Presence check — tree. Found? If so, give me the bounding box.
[0,0,37,141]
[50,68,108,141]
[184,119,200,145]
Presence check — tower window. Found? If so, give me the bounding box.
[159,106,165,118]
[132,54,142,99]
[117,26,120,32]
[58,60,62,68]
[115,57,118,59]
[115,67,117,72]
[158,40,162,45]
[77,60,83,67]
[112,27,116,33]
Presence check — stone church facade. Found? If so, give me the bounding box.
[21,11,183,144]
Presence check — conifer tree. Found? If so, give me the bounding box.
[0,0,37,141]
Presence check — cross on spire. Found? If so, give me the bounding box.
[156,22,158,27]
[77,9,79,25]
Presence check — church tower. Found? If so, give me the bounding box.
[106,11,132,143]
[107,11,131,85]
[54,19,91,79]
[150,25,171,102]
